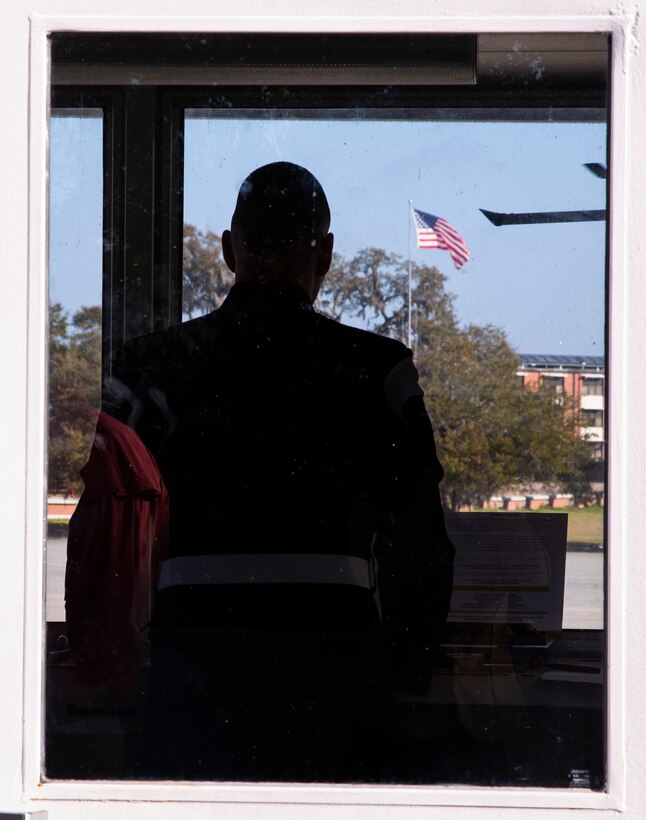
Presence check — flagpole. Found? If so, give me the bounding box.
[407,200,413,349]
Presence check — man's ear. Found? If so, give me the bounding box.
[315,232,334,278]
[222,229,236,273]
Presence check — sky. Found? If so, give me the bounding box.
[50,113,607,355]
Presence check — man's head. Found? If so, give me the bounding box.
[222,162,334,300]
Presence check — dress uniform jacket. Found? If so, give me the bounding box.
[102,281,454,777]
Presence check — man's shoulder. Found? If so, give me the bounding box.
[120,312,219,368]
[314,312,412,369]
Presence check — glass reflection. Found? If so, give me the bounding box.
[46,34,606,787]
[183,113,606,635]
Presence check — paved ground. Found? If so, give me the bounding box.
[46,536,67,622]
[46,536,605,630]
[562,550,604,630]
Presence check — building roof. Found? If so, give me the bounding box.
[519,354,605,372]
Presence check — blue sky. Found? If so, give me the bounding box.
[50,114,606,355]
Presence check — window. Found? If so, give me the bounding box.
[3,0,645,813]
[42,27,610,796]
[582,409,604,428]
[582,376,604,396]
[542,375,566,394]
[589,442,604,461]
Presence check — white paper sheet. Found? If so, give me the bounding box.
[445,512,568,630]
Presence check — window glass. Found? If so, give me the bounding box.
[183,111,606,638]
[47,109,105,774]
[47,110,103,620]
[583,377,604,396]
[46,32,607,789]
[542,376,565,394]
[582,409,604,427]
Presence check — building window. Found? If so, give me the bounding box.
[582,377,604,396]
[582,409,604,427]
[589,442,604,460]
[542,375,565,394]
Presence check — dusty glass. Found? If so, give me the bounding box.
[46,32,607,787]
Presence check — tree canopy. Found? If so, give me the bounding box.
[48,224,594,507]
[320,246,593,509]
[183,224,234,320]
[48,304,101,493]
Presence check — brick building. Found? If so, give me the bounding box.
[517,354,606,463]
[475,354,607,510]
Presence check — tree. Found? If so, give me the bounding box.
[48,228,594,507]
[48,304,102,494]
[319,248,593,509]
[182,224,234,319]
[319,248,455,341]
[47,223,231,492]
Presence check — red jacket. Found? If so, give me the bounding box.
[65,411,169,690]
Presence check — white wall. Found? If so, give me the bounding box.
[1,1,644,818]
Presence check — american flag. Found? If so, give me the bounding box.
[412,207,470,270]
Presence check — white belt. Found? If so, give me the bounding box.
[158,553,374,591]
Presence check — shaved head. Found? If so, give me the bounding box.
[223,162,334,299]
[231,162,331,256]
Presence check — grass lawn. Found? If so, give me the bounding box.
[50,508,605,545]
[534,505,604,545]
[471,505,604,545]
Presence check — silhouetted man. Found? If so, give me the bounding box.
[105,162,454,780]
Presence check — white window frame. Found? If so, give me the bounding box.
[1,2,640,817]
